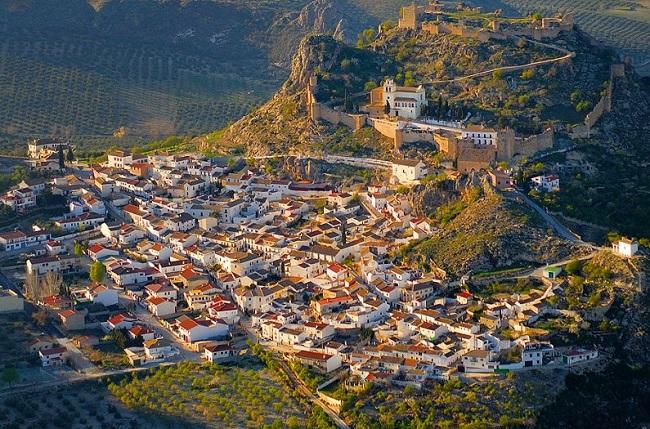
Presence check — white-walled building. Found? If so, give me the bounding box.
[612,238,639,257]
[383,79,426,120]
[531,175,560,192]
[461,125,498,146]
[392,159,427,183]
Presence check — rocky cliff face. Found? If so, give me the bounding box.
[201,34,360,156]
[266,0,346,67]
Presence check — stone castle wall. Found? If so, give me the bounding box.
[402,5,573,43]
[515,128,555,157]
[457,144,497,172]
[398,4,418,30]
[307,79,366,131]
[570,64,625,139]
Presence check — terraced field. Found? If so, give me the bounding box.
[475,0,650,74]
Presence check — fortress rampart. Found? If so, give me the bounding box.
[399,3,574,43]
[570,64,625,139]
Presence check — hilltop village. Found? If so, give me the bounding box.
[0,2,647,427]
[2,134,641,398]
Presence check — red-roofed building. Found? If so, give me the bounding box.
[203,343,235,363]
[39,346,67,367]
[313,295,355,315]
[175,316,228,343]
[456,291,473,305]
[103,313,137,332]
[58,309,85,331]
[292,350,342,373]
[39,294,72,310]
[146,296,176,317]
[128,325,156,341]
[327,263,347,283]
[207,300,240,324]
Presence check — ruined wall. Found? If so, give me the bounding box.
[307,76,367,131]
[514,128,555,157]
[420,14,572,43]
[313,102,366,130]
[398,4,418,30]
[434,133,459,159]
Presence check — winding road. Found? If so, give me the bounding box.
[421,37,575,86]
[503,189,585,245]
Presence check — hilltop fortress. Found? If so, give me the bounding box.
[398,2,574,43]
[307,76,554,172]
[304,3,626,172]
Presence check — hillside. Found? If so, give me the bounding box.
[400,186,578,277]
[203,33,398,156]
[472,0,650,75]
[208,16,614,155]
[0,0,414,156]
[520,66,650,240]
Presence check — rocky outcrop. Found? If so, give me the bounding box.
[266,0,375,67]
[285,34,344,92]
[407,189,578,276]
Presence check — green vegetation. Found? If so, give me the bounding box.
[318,127,393,158]
[523,142,650,239]
[89,261,106,283]
[0,166,27,194]
[341,376,541,428]
[435,187,482,227]
[476,278,540,297]
[399,188,572,276]
[537,364,650,429]
[108,361,309,428]
[288,361,326,390]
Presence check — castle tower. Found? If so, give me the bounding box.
[306,75,321,122]
[496,128,515,161]
[398,3,418,30]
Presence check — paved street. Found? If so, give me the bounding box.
[119,294,201,362]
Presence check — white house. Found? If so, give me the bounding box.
[531,174,560,192]
[207,301,240,324]
[103,313,137,332]
[39,346,67,367]
[143,338,175,360]
[522,342,554,367]
[383,79,426,120]
[83,284,118,307]
[146,296,177,317]
[176,317,229,343]
[562,349,598,366]
[612,238,638,257]
[461,349,496,373]
[461,125,498,146]
[204,343,235,363]
[292,350,342,373]
[87,244,120,261]
[392,159,427,183]
[107,149,133,169]
[303,322,336,341]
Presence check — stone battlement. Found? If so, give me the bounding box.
[398,3,573,43]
